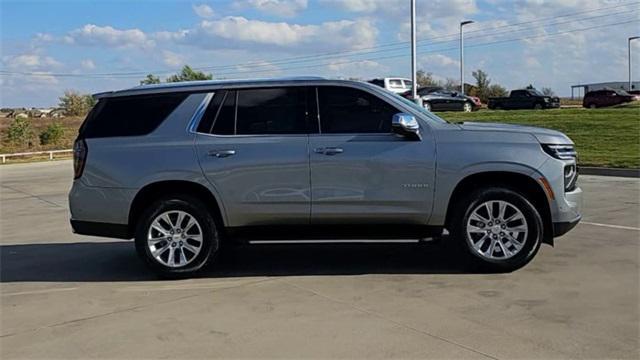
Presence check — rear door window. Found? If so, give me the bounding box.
[236,88,312,135]
[81,93,188,138]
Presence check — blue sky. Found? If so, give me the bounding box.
[1,0,639,107]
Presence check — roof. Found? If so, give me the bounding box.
[93,76,334,98]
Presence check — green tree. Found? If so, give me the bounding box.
[140,74,161,85]
[39,123,65,146]
[470,69,507,103]
[59,91,95,116]
[166,65,213,82]
[487,83,508,98]
[6,117,35,148]
[416,70,440,87]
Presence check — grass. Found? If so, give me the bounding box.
[1,104,638,168]
[438,102,640,168]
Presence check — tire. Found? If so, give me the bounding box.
[135,195,219,278]
[463,102,473,112]
[589,103,597,109]
[424,102,432,112]
[533,103,543,110]
[449,187,543,272]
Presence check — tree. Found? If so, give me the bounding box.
[39,123,65,146]
[442,78,459,91]
[58,91,95,116]
[6,117,34,148]
[416,70,440,87]
[487,83,508,98]
[165,65,213,82]
[542,87,555,96]
[140,74,161,85]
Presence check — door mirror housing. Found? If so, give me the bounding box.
[392,113,421,140]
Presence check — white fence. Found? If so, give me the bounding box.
[0,149,72,164]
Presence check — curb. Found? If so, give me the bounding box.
[580,167,640,178]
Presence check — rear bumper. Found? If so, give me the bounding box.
[553,216,581,238]
[70,220,131,239]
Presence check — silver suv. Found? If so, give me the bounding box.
[69,78,582,277]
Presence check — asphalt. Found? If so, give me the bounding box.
[1,160,638,359]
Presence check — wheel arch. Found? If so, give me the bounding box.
[444,171,553,245]
[128,180,226,236]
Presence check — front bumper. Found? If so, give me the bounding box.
[553,215,581,238]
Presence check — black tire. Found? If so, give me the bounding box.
[533,103,543,110]
[424,102,432,112]
[449,187,543,273]
[135,195,219,278]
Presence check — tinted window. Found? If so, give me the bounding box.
[318,86,398,133]
[81,93,188,138]
[389,79,403,88]
[212,91,236,135]
[236,88,310,135]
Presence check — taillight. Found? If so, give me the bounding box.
[73,139,87,179]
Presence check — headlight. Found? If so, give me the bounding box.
[564,164,578,191]
[544,98,549,102]
[542,144,577,160]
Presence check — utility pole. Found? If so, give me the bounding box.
[460,20,474,95]
[629,36,639,91]
[411,0,418,103]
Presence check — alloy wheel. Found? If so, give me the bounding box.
[463,103,472,112]
[147,210,203,268]
[465,200,528,261]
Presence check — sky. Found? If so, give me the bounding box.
[1,0,639,107]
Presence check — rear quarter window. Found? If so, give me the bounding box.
[80,93,188,138]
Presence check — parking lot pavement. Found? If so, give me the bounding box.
[1,160,638,359]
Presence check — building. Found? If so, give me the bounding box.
[570,81,640,98]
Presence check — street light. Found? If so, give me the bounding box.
[411,0,418,103]
[629,36,640,92]
[460,20,474,95]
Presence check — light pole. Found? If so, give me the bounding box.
[460,20,474,95]
[629,36,639,92]
[411,0,418,103]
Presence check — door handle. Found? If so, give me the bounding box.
[314,147,343,156]
[208,149,236,158]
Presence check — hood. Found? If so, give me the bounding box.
[457,121,573,144]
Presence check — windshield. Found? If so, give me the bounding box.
[392,93,448,124]
[528,89,544,96]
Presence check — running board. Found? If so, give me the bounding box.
[248,239,423,245]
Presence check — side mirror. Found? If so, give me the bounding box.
[392,113,421,140]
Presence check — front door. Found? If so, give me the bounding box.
[309,86,435,225]
[195,87,316,227]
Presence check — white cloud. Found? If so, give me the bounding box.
[65,24,155,49]
[2,53,62,70]
[162,50,185,67]
[80,59,96,70]
[169,17,378,51]
[192,4,215,18]
[235,0,308,17]
[325,58,386,78]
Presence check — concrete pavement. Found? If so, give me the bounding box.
[1,160,638,359]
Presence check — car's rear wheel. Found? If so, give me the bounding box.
[463,102,473,112]
[135,195,219,278]
[450,187,543,272]
[424,102,432,112]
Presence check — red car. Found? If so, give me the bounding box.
[583,89,636,108]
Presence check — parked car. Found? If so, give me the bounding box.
[583,89,636,108]
[402,87,479,112]
[69,78,582,277]
[488,89,560,110]
[369,77,413,94]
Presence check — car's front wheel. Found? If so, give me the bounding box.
[463,102,473,112]
[135,195,219,278]
[423,102,432,112]
[450,187,543,272]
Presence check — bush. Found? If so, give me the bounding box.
[6,117,35,148]
[39,123,65,146]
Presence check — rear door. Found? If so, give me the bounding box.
[195,87,316,227]
[309,86,435,224]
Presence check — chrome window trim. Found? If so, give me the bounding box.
[187,92,214,134]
